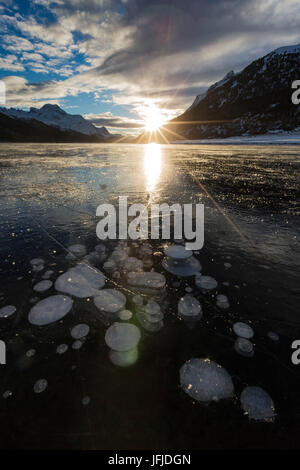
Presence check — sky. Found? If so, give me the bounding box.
[1,0,300,134]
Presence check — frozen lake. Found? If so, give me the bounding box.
[0,143,299,449]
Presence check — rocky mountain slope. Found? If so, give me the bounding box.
[167,44,300,140]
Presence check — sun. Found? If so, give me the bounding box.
[144,104,165,132]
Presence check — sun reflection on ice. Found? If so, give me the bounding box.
[144,143,162,193]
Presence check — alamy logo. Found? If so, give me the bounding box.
[291,340,300,365]
[0,81,5,106]
[0,340,6,365]
[291,80,300,104]
[96,196,204,250]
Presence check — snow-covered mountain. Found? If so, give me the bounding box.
[167,43,300,140]
[0,104,110,138]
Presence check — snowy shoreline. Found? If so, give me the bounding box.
[172,133,300,145]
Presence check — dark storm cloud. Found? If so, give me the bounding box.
[97,0,300,78]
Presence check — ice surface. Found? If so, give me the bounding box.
[127,272,166,289]
[233,322,254,339]
[33,280,53,292]
[70,323,90,339]
[240,386,275,422]
[55,263,105,298]
[105,322,141,352]
[164,245,192,260]
[178,295,202,320]
[195,274,217,291]
[180,358,234,403]
[234,338,254,357]
[28,295,73,326]
[34,379,48,393]
[0,305,16,318]
[94,289,126,313]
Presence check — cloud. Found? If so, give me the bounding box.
[85,111,143,128]
[1,0,300,121]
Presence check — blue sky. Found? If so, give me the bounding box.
[1,0,300,134]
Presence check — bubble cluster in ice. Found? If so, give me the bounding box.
[233,322,254,339]
[28,295,73,326]
[70,323,90,339]
[137,299,164,332]
[162,245,201,277]
[94,289,126,313]
[105,322,141,352]
[240,386,275,422]
[180,358,234,403]
[34,378,48,394]
[0,305,16,318]
[178,295,202,321]
[195,274,217,292]
[127,271,166,289]
[33,280,53,293]
[55,263,105,298]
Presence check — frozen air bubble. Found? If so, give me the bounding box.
[28,295,73,326]
[105,322,141,352]
[33,379,48,394]
[180,358,234,403]
[216,294,230,309]
[234,337,254,357]
[195,274,217,291]
[240,386,275,422]
[70,323,90,339]
[68,244,87,258]
[178,294,202,320]
[55,263,106,298]
[56,344,68,354]
[94,289,126,313]
[118,309,133,321]
[33,280,53,293]
[0,305,16,318]
[233,322,254,339]
[267,331,279,341]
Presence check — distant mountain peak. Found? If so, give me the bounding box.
[0,104,110,138]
